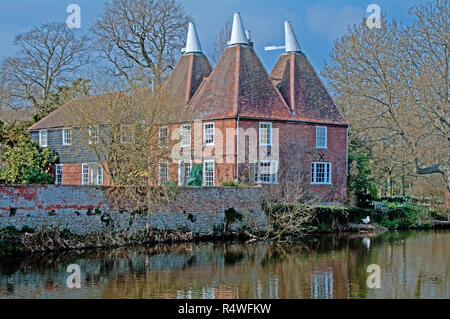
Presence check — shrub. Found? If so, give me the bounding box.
[224,208,243,232]
[261,200,315,239]
[377,203,431,229]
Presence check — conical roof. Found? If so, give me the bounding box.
[285,21,301,53]
[184,22,202,54]
[165,23,212,106]
[270,52,348,125]
[190,44,292,120]
[229,12,248,46]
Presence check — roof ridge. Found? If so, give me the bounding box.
[186,54,194,102]
[299,53,348,124]
[234,45,241,117]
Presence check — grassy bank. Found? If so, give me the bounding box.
[261,199,448,239]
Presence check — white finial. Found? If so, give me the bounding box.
[285,21,301,53]
[183,22,202,54]
[228,12,248,46]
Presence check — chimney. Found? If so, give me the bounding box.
[245,30,254,48]
[228,12,249,46]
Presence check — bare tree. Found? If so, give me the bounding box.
[208,20,231,66]
[93,0,190,88]
[0,22,89,110]
[323,0,449,208]
[63,80,184,211]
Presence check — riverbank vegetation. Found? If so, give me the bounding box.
[0,226,195,257]
[260,197,448,240]
[1,198,448,256]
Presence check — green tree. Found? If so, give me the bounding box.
[0,135,57,184]
[348,138,378,207]
[0,120,34,148]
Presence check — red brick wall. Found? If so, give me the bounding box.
[49,119,348,203]
[237,119,348,202]
[62,164,82,185]
[54,163,111,186]
[165,119,237,186]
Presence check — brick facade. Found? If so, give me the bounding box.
[28,20,349,203]
[157,118,347,202]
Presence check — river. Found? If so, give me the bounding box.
[0,230,448,299]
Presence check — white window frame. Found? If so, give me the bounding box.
[39,130,48,147]
[178,160,192,186]
[90,164,103,186]
[82,163,104,186]
[259,122,272,146]
[158,162,169,186]
[255,160,278,184]
[316,126,328,149]
[120,125,135,144]
[203,123,215,146]
[158,126,169,148]
[203,160,215,187]
[311,162,332,185]
[82,163,89,185]
[62,128,72,146]
[88,126,99,145]
[180,124,191,147]
[55,164,63,185]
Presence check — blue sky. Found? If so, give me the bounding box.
[0,0,429,73]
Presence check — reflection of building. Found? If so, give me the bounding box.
[214,286,238,299]
[311,269,334,299]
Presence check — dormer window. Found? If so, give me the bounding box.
[316,126,327,149]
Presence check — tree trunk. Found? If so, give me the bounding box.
[401,175,406,197]
[445,170,450,213]
[388,172,393,197]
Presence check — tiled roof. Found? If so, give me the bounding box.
[29,47,348,131]
[165,53,212,107]
[270,52,348,125]
[189,44,292,120]
[29,52,212,131]
[28,93,122,130]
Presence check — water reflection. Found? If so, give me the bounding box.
[0,230,448,299]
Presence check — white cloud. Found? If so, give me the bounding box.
[306,4,364,40]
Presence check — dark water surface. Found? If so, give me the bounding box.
[0,230,449,299]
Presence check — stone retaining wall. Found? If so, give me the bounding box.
[0,185,266,235]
